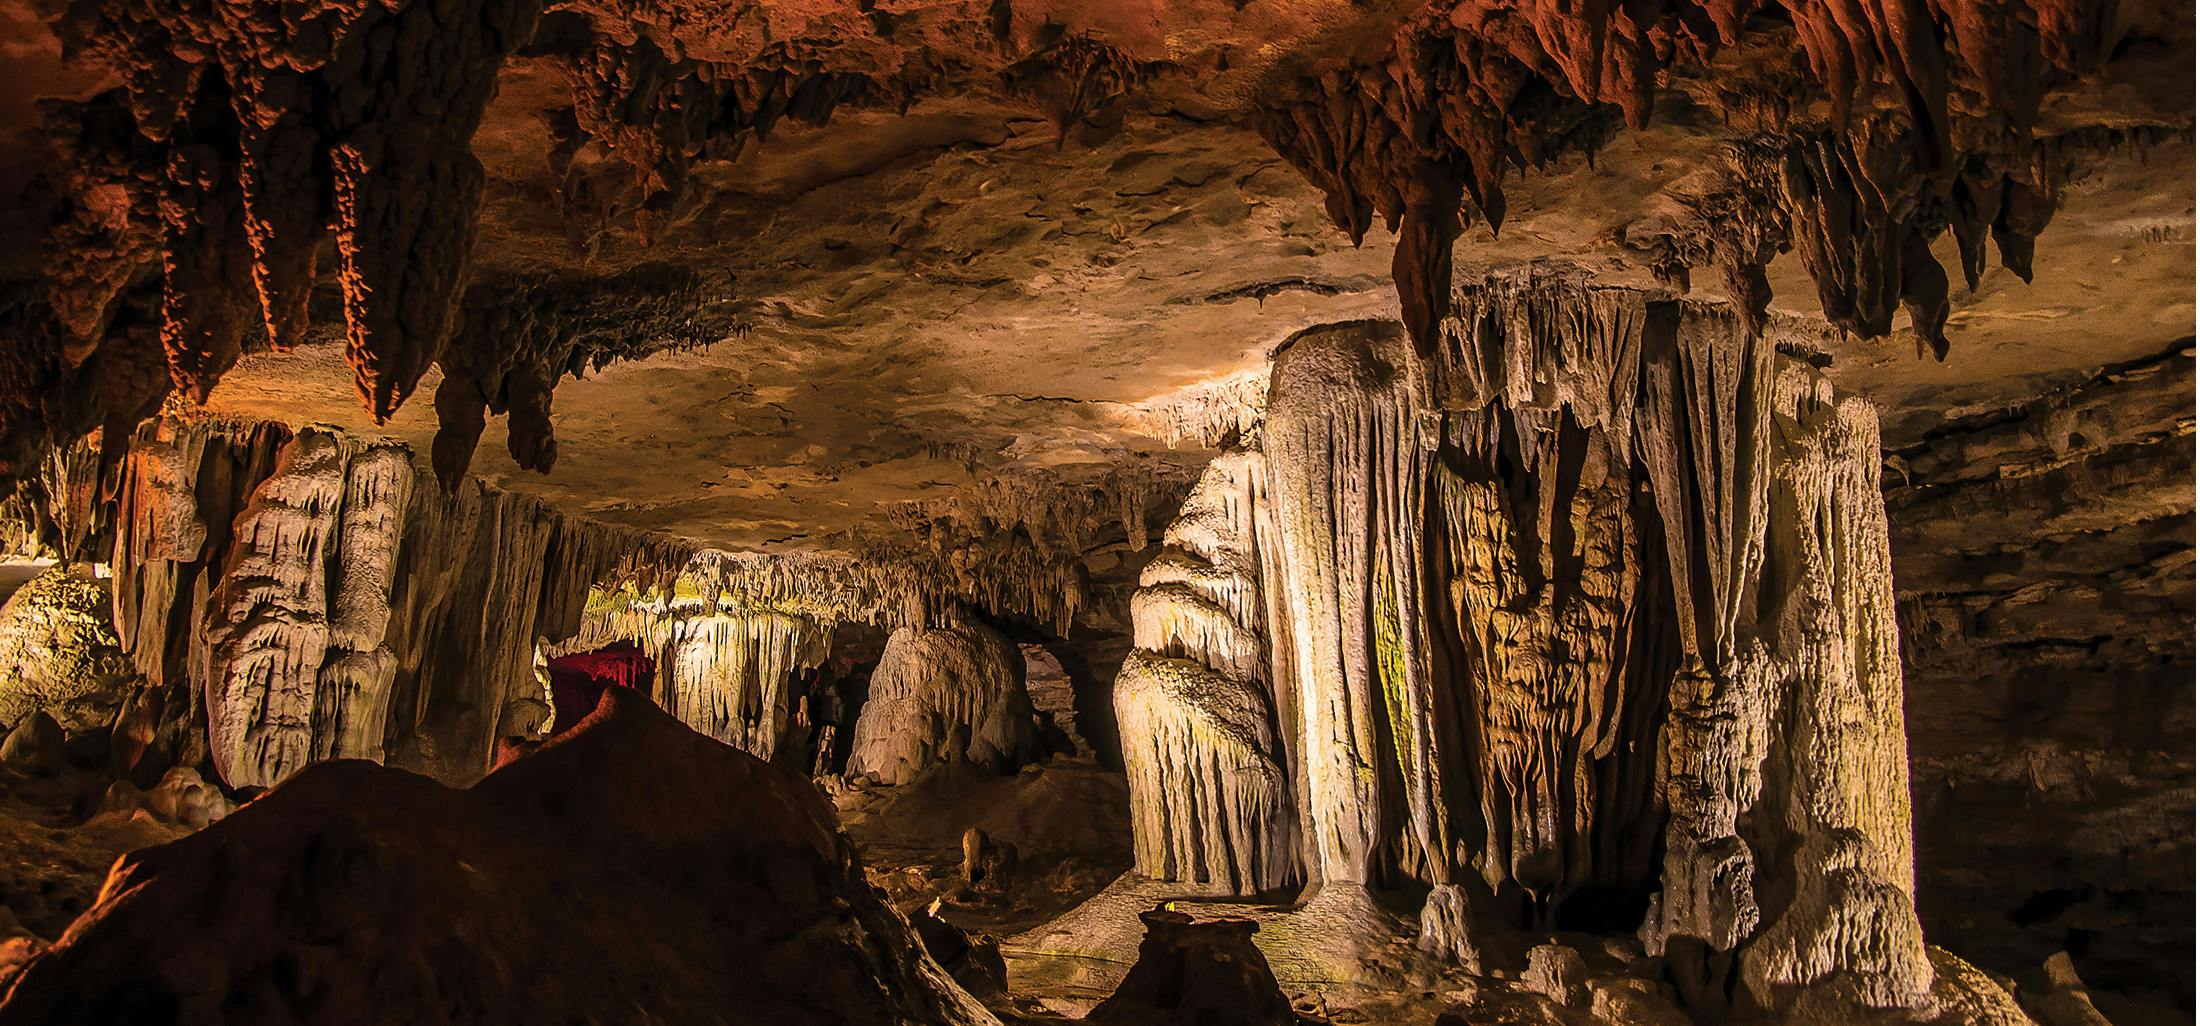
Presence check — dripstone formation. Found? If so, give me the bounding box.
[0,0,2183,1022]
[1113,274,1981,1020]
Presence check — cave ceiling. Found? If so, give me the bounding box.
[0,0,2189,556]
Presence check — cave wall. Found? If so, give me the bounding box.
[1886,341,2196,1006]
[1111,278,1987,1018]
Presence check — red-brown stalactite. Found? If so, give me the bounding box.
[1256,0,2119,359]
[1001,32,1150,147]
[31,0,543,440]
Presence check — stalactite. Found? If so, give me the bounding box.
[555,580,833,761]
[1255,0,2120,361]
[433,264,722,487]
[46,0,546,420]
[1435,413,1639,913]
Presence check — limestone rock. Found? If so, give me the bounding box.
[2016,952,2115,1026]
[1523,944,1590,1007]
[0,689,998,1026]
[139,767,231,830]
[1084,908,1299,1026]
[0,564,134,733]
[0,711,64,775]
[847,613,1041,786]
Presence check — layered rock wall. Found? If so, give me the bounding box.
[1887,342,2196,1005]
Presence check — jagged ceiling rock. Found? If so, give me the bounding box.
[0,0,2187,577]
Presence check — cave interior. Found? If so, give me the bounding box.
[0,0,2190,1023]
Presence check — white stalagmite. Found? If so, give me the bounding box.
[1116,448,1296,894]
[199,429,413,789]
[847,611,1040,786]
[1738,381,1932,1009]
[1259,320,1451,888]
[1101,270,1950,1017]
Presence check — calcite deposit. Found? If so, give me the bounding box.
[848,612,1045,786]
[1104,278,1983,1018]
[0,0,2185,1022]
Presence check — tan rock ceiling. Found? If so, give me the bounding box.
[1,0,2190,555]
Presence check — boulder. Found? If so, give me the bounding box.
[0,689,998,1026]
[1086,907,1299,1026]
[0,712,64,775]
[848,613,1042,785]
[0,565,135,734]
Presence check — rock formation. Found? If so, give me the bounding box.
[83,416,687,787]
[557,581,832,760]
[848,611,1043,786]
[0,564,135,733]
[198,429,414,789]
[1107,273,1986,1019]
[0,688,1000,1026]
[1084,908,1300,1026]
[1116,448,1296,896]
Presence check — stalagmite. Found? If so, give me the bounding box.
[1117,449,1295,895]
[847,611,1041,786]
[1260,320,1449,888]
[200,429,413,789]
[1103,271,1980,1018]
[88,416,691,788]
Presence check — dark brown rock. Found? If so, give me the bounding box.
[1085,907,1299,1026]
[0,688,994,1026]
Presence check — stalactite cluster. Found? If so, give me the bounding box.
[557,581,832,761]
[539,18,879,245]
[875,460,1194,633]
[40,0,544,419]
[1256,0,2121,358]
[433,263,724,486]
[1112,272,1963,1017]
